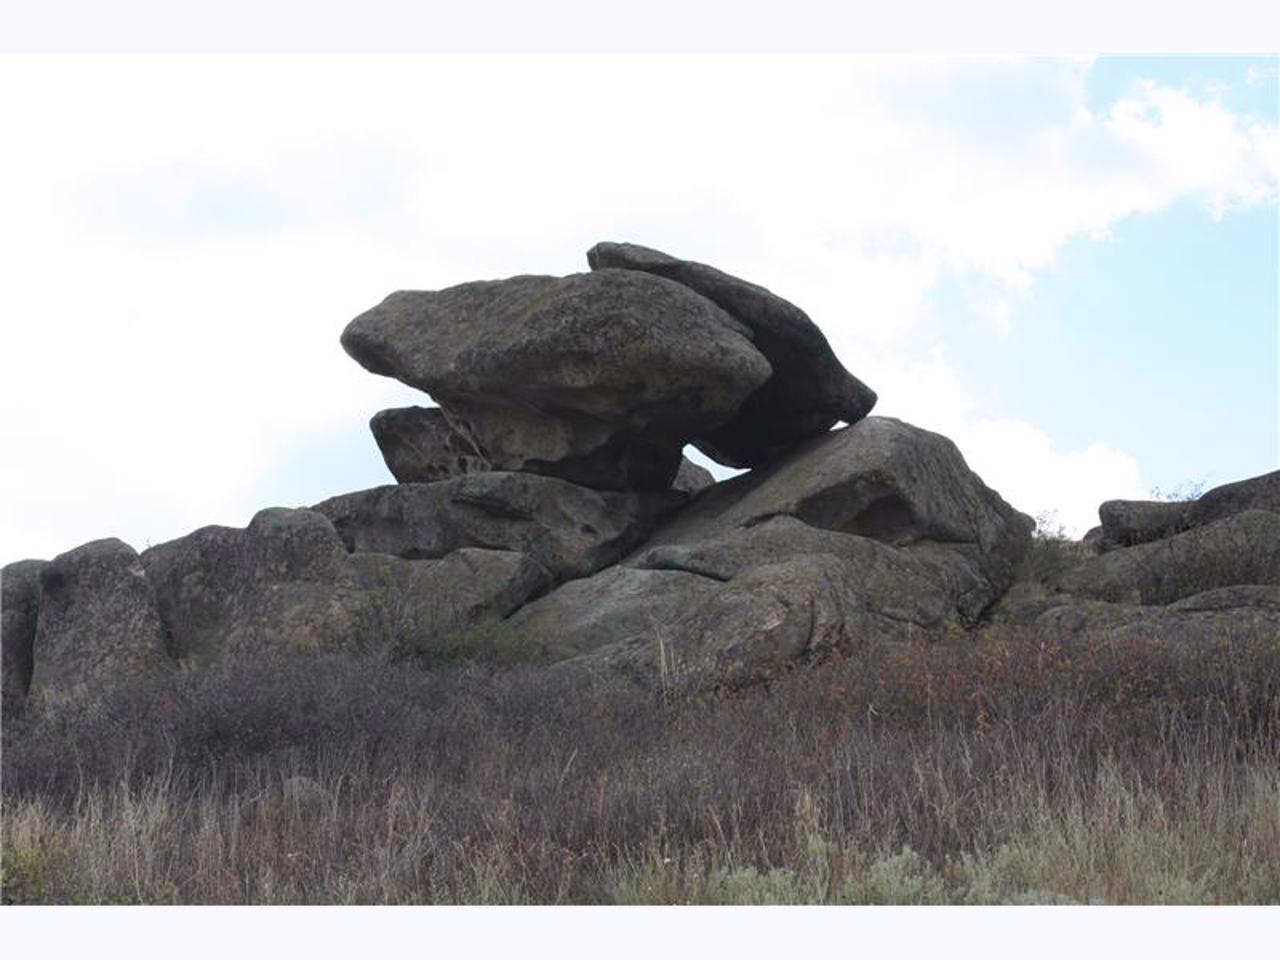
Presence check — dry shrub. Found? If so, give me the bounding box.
[3,619,1279,903]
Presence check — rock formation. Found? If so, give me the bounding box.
[340,270,773,490]
[5,238,1271,714]
[26,539,171,711]
[991,471,1280,647]
[586,242,878,467]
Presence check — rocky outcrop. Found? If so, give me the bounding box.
[370,406,491,483]
[505,417,1031,688]
[1098,499,1191,551]
[313,472,679,581]
[352,548,552,658]
[141,508,373,667]
[2,559,45,714]
[1096,470,1280,551]
[22,237,1272,709]
[1184,469,1280,528]
[672,458,716,497]
[1053,509,1280,606]
[588,241,877,467]
[341,270,773,490]
[640,416,1032,615]
[28,539,171,710]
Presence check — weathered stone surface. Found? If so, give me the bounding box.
[630,514,975,617]
[642,417,1033,614]
[507,565,723,663]
[1031,598,1149,636]
[370,405,490,483]
[2,559,45,714]
[1095,471,1280,552]
[1098,499,1190,550]
[341,270,772,490]
[28,539,170,709]
[672,457,716,497]
[352,548,552,656]
[1123,606,1280,645]
[514,517,969,688]
[1052,509,1280,605]
[1164,584,1280,614]
[1185,469,1280,528]
[588,241,877,467]
[1082,526,1105,554]
[313,472,679,581]
[546,553,954,690]
[141,508,370,666]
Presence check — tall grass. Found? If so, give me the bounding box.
[3,625,1279,904]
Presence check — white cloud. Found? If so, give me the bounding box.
[0,55,1274,558]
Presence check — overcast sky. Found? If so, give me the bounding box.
[1,53,1276,560]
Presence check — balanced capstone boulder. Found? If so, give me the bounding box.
[587,241,878,467]
[341,270,773,490]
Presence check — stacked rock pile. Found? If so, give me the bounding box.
[9,239,1132,717]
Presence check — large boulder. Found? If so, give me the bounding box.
[1098,499,1190,550]
[370,405,490,483]
[630,514,975,619]
[2,559,45,714]
[539,553,955,690]
[1095,470,1280,551]
[587,241,877,467]
[340,270,772,490]
[351,548,552,658]
[28,538,171,709]
[1184,469,1280,528]
[312,472,680,581]
[641,416,1033,613]
[506,565,724,664]
[1052,509,1280,606]
[141,508,371,667]
[672,457,716,497]
[510,516,972,689]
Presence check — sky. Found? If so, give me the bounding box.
[0,53,1277,561]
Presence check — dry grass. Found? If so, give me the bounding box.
[3,624,1279,904]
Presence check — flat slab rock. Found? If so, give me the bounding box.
[588,241,878,468]
[341,270,772,490]
[312,472,681,581]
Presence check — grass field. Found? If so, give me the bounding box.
[3,617,1278,905]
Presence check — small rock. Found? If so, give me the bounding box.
[370,405,490,483]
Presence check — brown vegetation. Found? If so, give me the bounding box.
[4,613,1279,905]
